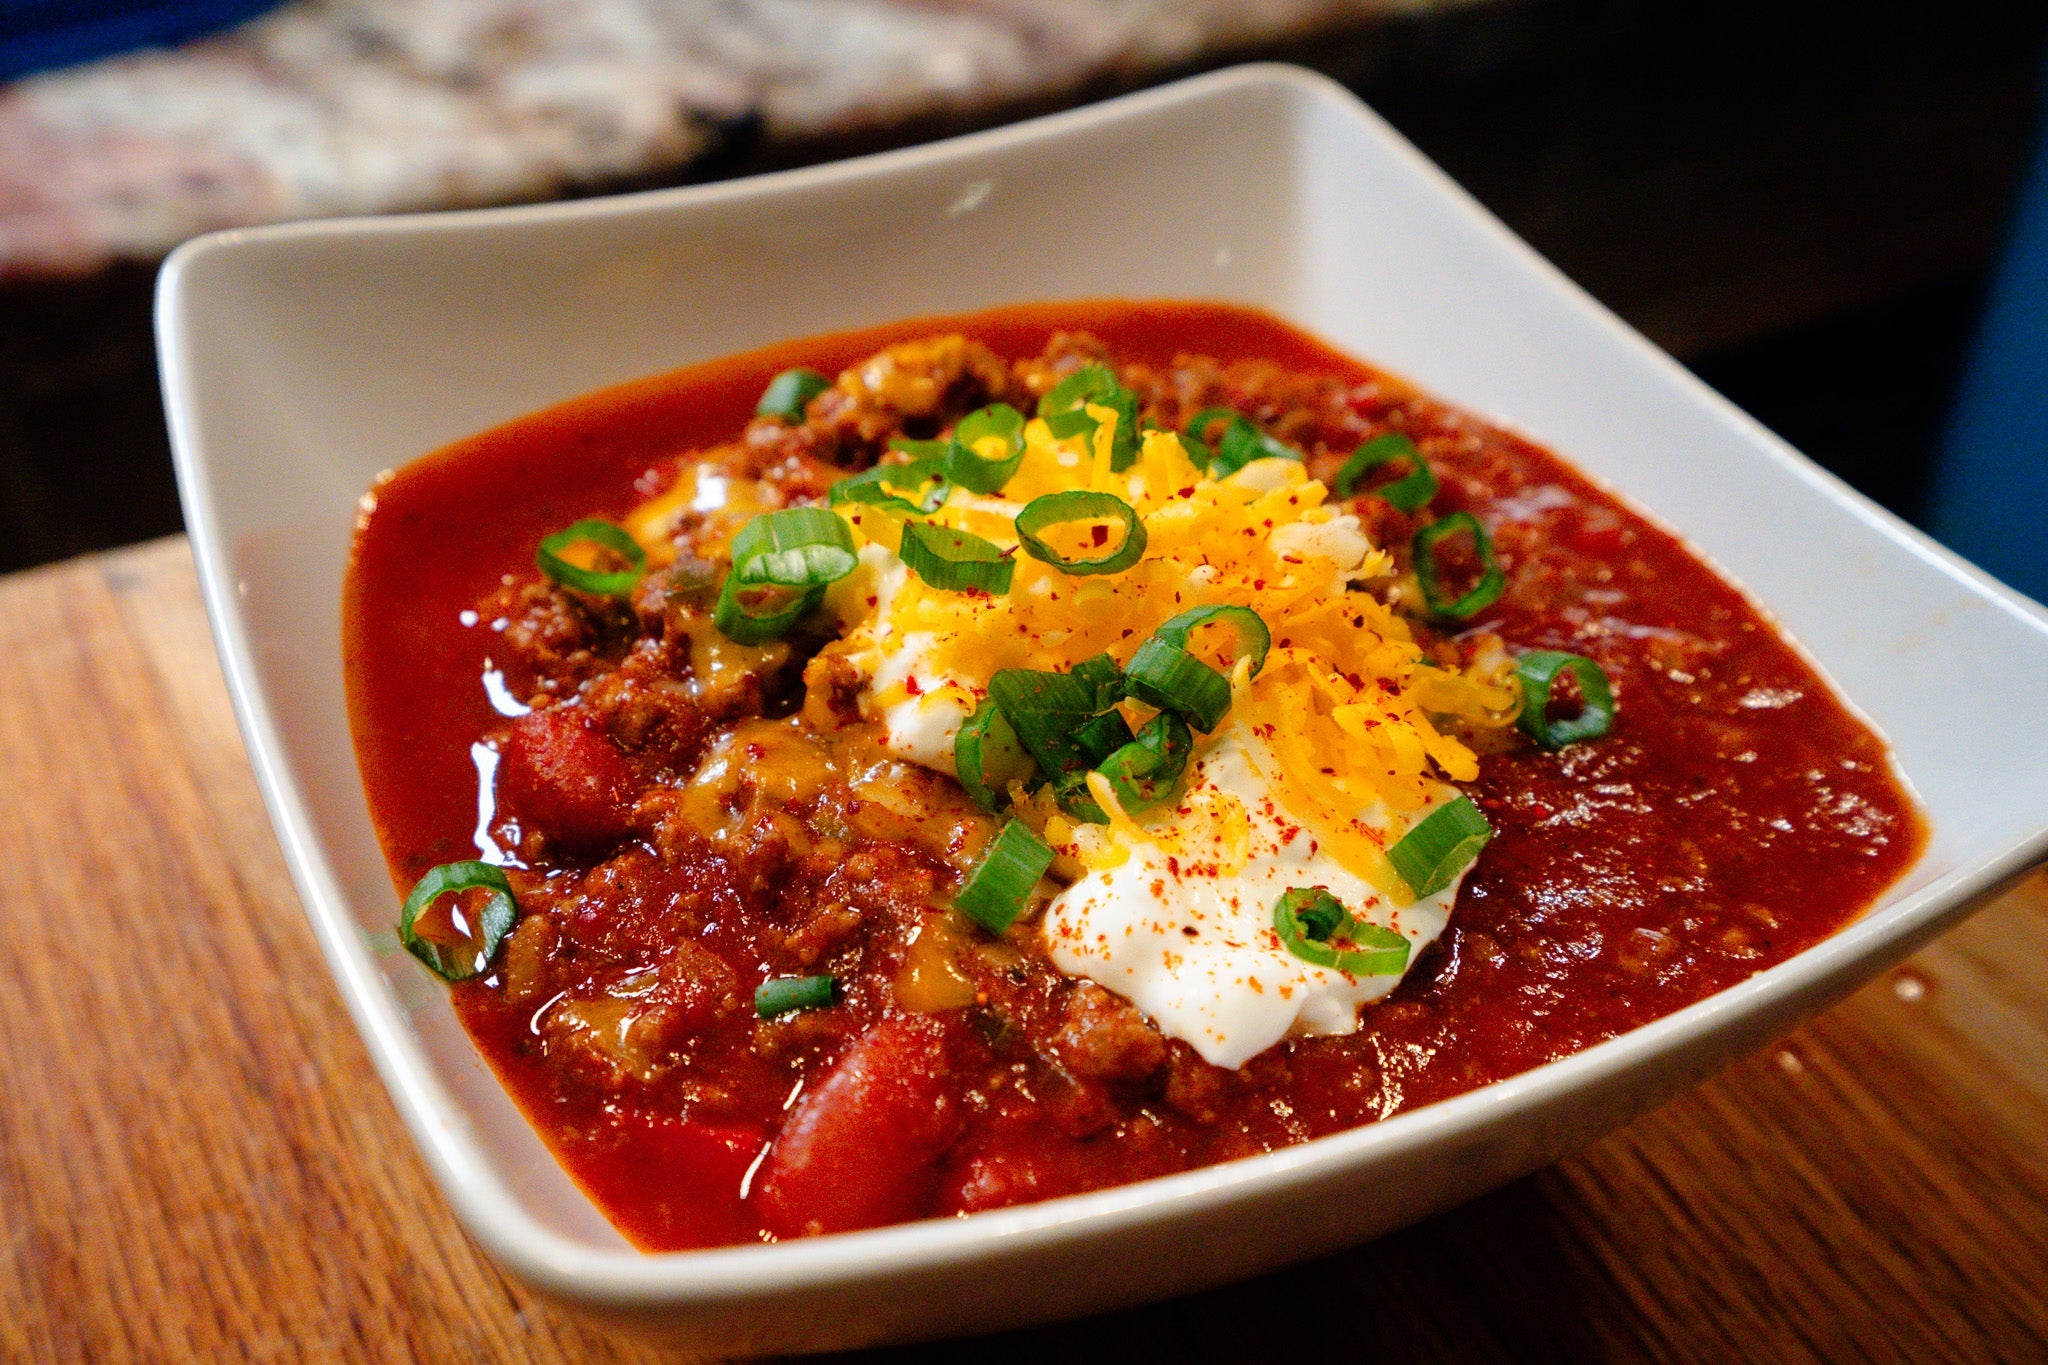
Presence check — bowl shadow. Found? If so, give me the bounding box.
[827,1172,1617,1364]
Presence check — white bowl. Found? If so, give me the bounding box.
[155,63,2048,1352]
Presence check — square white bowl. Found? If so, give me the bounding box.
[156,64,2048,1352]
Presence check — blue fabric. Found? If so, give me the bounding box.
[1926,63,2048,600]
[0,0,278,80]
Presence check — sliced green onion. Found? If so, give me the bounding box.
[1217,422,1299,477]
[988,667,1107,727]
[713,574,821,645]
[1150,604,1270,679]
[988,666,1111,775]
[1186,407,1298,478]
[1515,650,1616,750]
[1040,363,1140,471]
[1043,409,1095,440]
[1035,665,1156,822]
[955,701,1038,811]
[1041,363,1120,414]
[830,452,949,515]
[890,437,951,460]
[1272,888,1411,977]
[536,519,646,597]
[1338,922,1412,974]
[944,404,1027,493]
[1183,407,1240,443]
[757,368,831,422]
[1386,795,1492,898]
[955,820,1054,934]
[1015,490,1147,575]
[756,974,838,1017]
[1073,708,1136,766]
[1051,770,1108,823]
[730,507,858,588]
[399,861,518,982]
[1412,512,1506,619]
[1069,652,1127,710]
[898,522,1014,594]
[1093,710,1193,815]
[1124,638,1232,732]
[1289,889,1346,941]
[1333,432,1438,512]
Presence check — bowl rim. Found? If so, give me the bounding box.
[156,60,2048,1309]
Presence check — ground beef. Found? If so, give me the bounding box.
[580,642,712,772]
[1052,981,1170,1088]
[489,580,629,699]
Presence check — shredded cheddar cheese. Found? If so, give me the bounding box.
[809,409,1518,894]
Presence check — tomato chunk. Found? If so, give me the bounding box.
[495,707,637,849]
[756,1015,965,1237]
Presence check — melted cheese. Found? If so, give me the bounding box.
[636,398,1519,1067]
[624,462,780,568]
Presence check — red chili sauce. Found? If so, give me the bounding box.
[345,301,1925,1248]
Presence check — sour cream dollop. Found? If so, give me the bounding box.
[1041,731,1460,1069]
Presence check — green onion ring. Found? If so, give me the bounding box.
[536,519,646,597]
[1272,888,1411,977]
[1123,637,1232,732]
[1042,363,1126,415]
[1068,652,1128,710]
[830,451,950,515]
[399,860,518,982]
[1051,770,1109,824]
[955,820,1055,934]
[1333,432,1438,512]
[1040,363,1140,471]
[757,368,831,422]
[1186,407,1299,478]
[1043,409,1096,440]
[1073,708,1137,766]
[1412,511,1506,619]
[1514,650,1616,750]
[1183,407,1241,443]
[1217,421,1299,477]
[898,521,1015,593]
[1289,888,1345,941]
[944,404,1027,494]
[1015,490,1147,575]
[755,974,838,1017]
[954,701,1039,811]
[1059,710,1194,822]
[712,573,821,645]
[1386,795,1493,898]
[1150,604,1271,679]
[730,506,859,588]
[987,658,1123,775]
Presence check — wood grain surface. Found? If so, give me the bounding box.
[2,536,2044,1363]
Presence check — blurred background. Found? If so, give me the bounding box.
[3,0,2044,589]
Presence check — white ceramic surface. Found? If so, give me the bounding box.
[156,64,2048,1352]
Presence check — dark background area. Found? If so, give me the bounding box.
[0,0,2040,575]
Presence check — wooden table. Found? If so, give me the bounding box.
[5,536,2046,1362]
